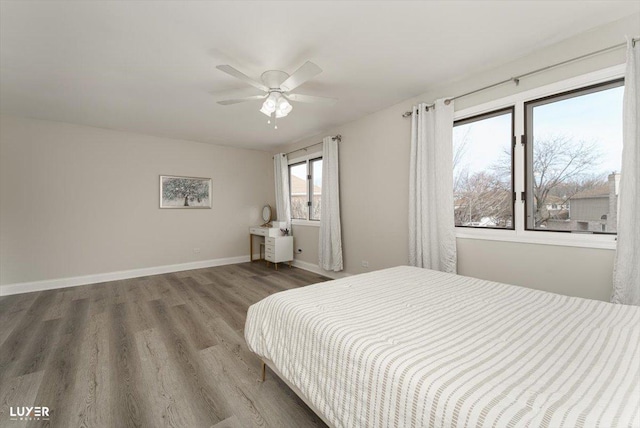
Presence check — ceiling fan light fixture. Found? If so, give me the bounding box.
[259,104,274,116]
[275,97,293,118]
[260,92,279,116]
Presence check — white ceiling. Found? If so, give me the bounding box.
[1,1,638,150]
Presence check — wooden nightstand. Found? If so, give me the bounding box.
[264,236,293,270]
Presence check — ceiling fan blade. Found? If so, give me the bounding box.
[217,95,267,105]
[285,93,337,105]
[211,87,265,99]
[280,61,322,92]
[216,65,269,92]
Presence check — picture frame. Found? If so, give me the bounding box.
[159,175,212,209]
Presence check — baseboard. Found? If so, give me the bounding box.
[291,259,351,280]
[0,255,250,296]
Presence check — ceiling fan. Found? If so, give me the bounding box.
[213,61,336,126]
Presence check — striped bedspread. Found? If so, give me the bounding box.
[244,266,640,428]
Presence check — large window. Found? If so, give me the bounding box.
[289,156,322,221]
[525,79,623,234]
[452,67,624,247]
[453,108,514,229]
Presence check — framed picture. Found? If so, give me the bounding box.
[160,175,212,209]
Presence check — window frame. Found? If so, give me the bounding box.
[523,78,624,235]
[453,106,516,231]
[453,64,624,250]
[309,157,323,221]
[288,151,323,227]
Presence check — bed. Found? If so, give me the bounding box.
[244,266,640,428]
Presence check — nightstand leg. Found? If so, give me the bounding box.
[289,261,292,268]
[261,361,266,382]
[275,263,278,271]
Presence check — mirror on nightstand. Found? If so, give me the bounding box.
[261,205,272,226]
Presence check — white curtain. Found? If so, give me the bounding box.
[409,99,457,273]
[612,39,640,306]
[319,136,343,271]
[273,153,291,228]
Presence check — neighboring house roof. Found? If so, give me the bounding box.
[290,174,321,196]
[570,185,609,200]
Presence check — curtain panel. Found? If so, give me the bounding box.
[409,99,457,273]
[612,38,640,306]
[273,153,291,228]
[319,136,343,271]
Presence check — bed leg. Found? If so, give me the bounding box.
[261,361,266,382]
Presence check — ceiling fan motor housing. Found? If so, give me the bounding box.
[261,70,290,90]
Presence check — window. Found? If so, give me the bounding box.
[525,79,623,234]
[289,156,322,221]
[452,66,624,248]
[453,108,514,229]
[289,162,308,220]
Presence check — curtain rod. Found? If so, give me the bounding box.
[272,135,342,158]
[277,135,342,158]
[401,37,639,118]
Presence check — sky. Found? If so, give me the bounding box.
[454,112,511,174]
[453,84,624,177]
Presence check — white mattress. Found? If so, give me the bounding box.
[244,266,640,428]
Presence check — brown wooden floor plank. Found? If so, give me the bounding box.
[0,371,45,427]
[183,298,264,380]
[212,415,245,428]
[61,311,112,428]
[134,328,201,428]
[148,298,232,425]
[108,302,151,428]
[199,345,269,428]
[169,303,218,351]
[0,309,26,350]
[15,318,63,377]
[0,292,39,317]
[41,289,72,321]
[26,298,90,428]
[0,291,57,383]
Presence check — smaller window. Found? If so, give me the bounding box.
[289,162,308,220]
[288,156,322,221]
[453,107,514,229]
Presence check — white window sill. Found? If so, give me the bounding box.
[292,219,321,228]
[455,228,616,250]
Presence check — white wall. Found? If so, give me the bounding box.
[0,115,274,288]
[276,13,639,301]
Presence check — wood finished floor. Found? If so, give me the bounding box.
[0,262,330,428]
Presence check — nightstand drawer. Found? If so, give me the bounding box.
[265,244,275,254]
[265,237,277,245]
[250,227,267,236]
[265,253,275,262]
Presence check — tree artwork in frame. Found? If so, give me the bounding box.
[160,175,212,209]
